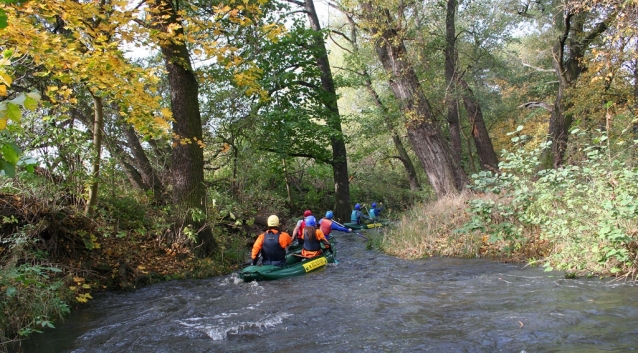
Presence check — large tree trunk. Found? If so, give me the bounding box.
[364,77,421,191]
[344,13,420,191]
[363,6,466,197]
[304,0,351,221]
[458,79,499,171]
[84,93,103,217]
[444,0,462,164]
[152,0,215,257]
[539,10,610,169]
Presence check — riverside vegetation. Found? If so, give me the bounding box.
[1,0,637,349]
[4,131,638,350]
[379,133,638,280]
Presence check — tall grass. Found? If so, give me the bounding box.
[379,193,482,259]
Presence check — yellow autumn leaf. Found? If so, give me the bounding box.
[0,72,13,86]
[0,85,6,97]
[73,276,85,283]
[160,107,173,119]
[0,117,8,130]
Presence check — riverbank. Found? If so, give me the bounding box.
[0,193,248,350]
[375,192,637,280]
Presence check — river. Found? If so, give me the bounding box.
[14,230,638,352]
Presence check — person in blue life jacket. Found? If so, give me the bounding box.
[251,215,292,267]
[368,202,384,220]
[350,203,370,225]
[319,211,352,239]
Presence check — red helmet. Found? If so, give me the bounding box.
[303,210,312,217]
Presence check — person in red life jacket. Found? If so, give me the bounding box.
[291,209,312,245]
[251,215,292,267]
[319,210,352,240]
[300,215,332,258]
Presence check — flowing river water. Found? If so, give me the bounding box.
[15,230,638,352]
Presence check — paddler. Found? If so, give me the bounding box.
[291,209,312,246]
[250,215,292,267]
[350,203,370,225]
[301,216,332,258]
[319,211,352,239]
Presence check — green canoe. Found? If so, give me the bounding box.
[343,220,388,230]
[240,244,335,282]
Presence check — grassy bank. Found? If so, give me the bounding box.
[373,142,638,280]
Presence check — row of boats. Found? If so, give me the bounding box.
[239,220,389,282]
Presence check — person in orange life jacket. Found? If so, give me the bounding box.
[251,215,292,266]
[291,209,312,245]
[319,210,352,240]
[350,203,370,225]
[300,215,331,258]
[368,202,384,220]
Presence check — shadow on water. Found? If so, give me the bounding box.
[13,230,638,353]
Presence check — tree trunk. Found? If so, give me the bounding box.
[539,10,610,169]
[84,93,103,217]
[364,76,421,191]
[122,124,166,201]
[304,0,351,221]
[458,79,499,171]
[363,6,467,197]
[344,13,420,190]
[633,42,638,161]
[445,0,462,164]
[152,0,215,257]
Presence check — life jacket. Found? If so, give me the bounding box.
[368,208,376,219]
[296,220,306,239]
[261,230,286,262]
[319,218,332,236]
[302,229,321,251]
[351,210,359,224]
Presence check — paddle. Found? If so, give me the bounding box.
[332,219,368,240]
[242,255,261,268]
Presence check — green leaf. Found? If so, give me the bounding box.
[0,9,7,29]
[6,286,16,297]
[23,96,38,111]
[2,143,21,164]
[6,102,21,122]
[0,159,16,177]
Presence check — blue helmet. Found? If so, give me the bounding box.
[371,202,377,208]
[354,203,361,210]
[304,215,317,227]
[325,211,334,219]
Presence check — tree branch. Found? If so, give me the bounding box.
[521,61,554,72]
[518,101,553,111]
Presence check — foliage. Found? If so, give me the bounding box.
[465,129,638,277]
[0,228,71,347]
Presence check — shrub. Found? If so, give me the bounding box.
[466,133,638,277]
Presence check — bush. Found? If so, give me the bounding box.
[0,231,71,349]
[466,134,638,277]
